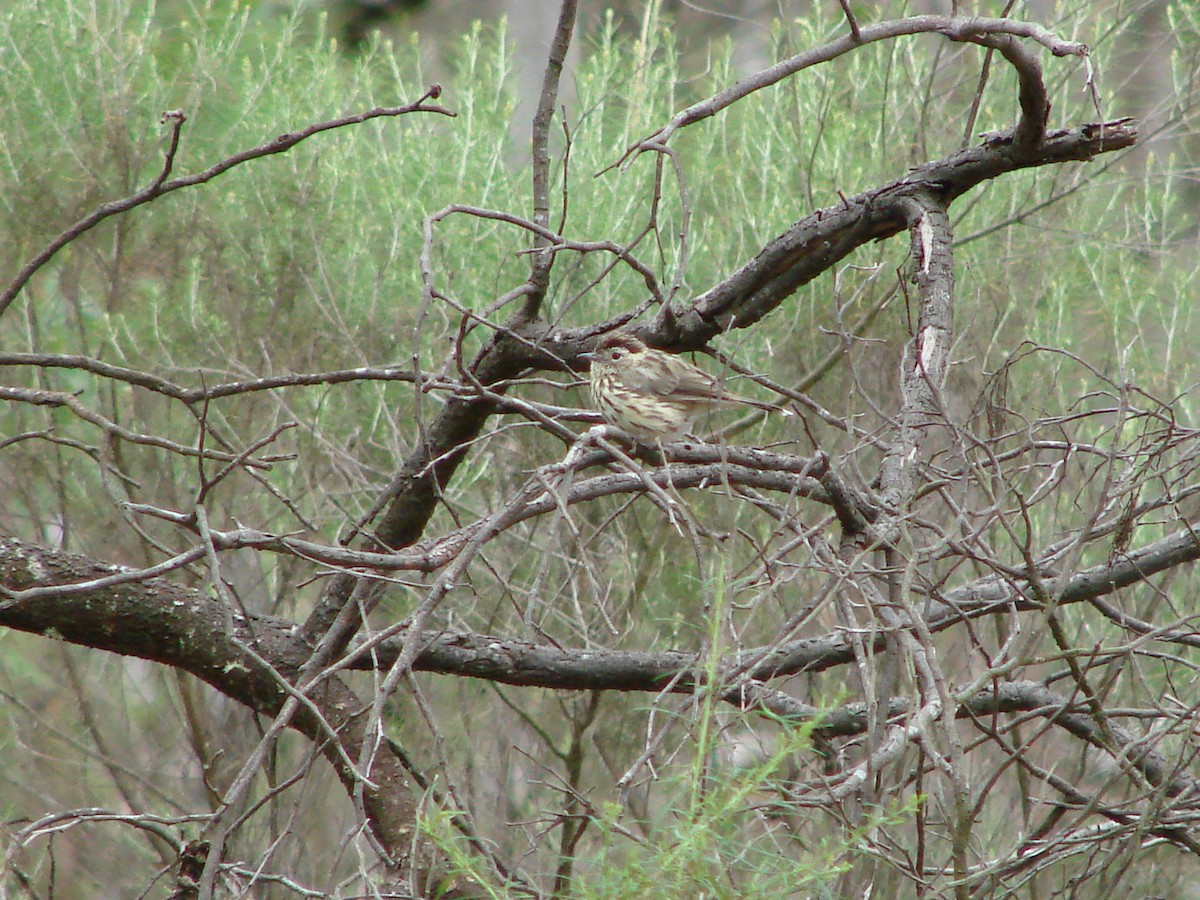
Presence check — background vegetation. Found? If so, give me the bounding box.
[2,0,1199,897]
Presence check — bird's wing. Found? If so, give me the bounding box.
[621,360,683,395]
[663,366,725,402]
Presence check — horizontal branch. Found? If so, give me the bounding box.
[0,353,440,403]
[356,526,1200,690]
[5,521,1188,707]
[609,15,1087,169]
[3,523,1197,817]
[85,445,827,581]
[0,385,287,467]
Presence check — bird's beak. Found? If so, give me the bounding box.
[579,351,596,362]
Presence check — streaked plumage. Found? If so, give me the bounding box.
[587,332,782,443]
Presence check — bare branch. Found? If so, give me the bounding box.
[605,16,1087,172]
[0,90,454,319]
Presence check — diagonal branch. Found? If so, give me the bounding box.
[0,89,454,320]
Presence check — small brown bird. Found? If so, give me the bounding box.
[586,332,786,443]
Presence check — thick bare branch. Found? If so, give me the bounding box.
[0,537,446,889]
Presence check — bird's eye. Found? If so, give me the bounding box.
[609,350,622,360]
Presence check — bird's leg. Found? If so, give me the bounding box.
[653,439,720,561]
[655,439,673,489]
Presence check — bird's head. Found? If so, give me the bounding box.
[585,332,649,370]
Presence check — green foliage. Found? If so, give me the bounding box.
[4,0,1200,896]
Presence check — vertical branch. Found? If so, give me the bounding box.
[526,0,579,315]
[878,195,954,510]
[978,34,1052,148]
[864,195,960,891]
